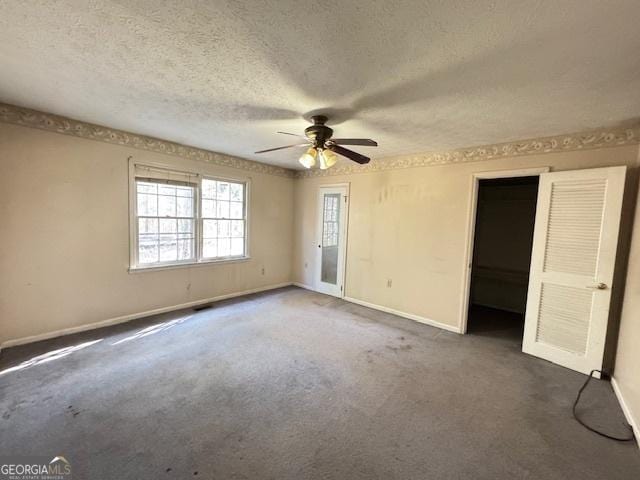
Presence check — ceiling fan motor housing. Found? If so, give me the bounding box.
[305,115,333,148]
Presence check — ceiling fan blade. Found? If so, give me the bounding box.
[277,131,309,139]
[255,143,308,154]
[331,138,378,147]
[328,144,370,164]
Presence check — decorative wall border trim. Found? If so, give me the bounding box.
[0,102,295,178]
[2,102,639,180]
[296,124,640,178]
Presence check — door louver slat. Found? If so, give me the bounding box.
[543,179,606,277]
[536,283,592,354]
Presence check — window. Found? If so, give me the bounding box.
[201,178,246,259]
[136,180,196,264]
[131,163,248,269]
[322,194,340,247]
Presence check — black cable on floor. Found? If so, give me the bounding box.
[573,369,635,442]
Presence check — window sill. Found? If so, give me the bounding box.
[128,256,251,273]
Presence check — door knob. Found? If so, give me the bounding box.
[587,283,607,290]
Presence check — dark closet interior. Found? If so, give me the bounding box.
[467,176,539,342]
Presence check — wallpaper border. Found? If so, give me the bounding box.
[0,103,295,178]
[2,102,638,179]
[296,124,640,178]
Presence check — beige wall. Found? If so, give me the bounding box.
[1,119,639,436]
[614,169,640,437]
[294,143,640,436]
[0,123,294,345]
[293,145,639,331]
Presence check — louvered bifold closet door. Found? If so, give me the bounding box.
[522,167,626,375]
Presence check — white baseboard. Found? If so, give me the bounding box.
[611,377,640,448]
[292,283,460,333]
[0,282,293,351]
[343,296,461,333]
[292,282,315,291]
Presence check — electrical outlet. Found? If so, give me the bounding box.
[261,267,265,275]
[387,279,392,288]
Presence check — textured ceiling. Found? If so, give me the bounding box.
[1,1,639,169]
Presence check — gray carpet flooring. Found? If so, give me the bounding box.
[1,286,638,479]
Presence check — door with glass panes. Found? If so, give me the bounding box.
[316,185,349,297]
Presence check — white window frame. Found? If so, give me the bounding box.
[128,160,251,272]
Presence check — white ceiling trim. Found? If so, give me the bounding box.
[2,102,639,181]
[296,124,640,178]
[0,103,295,178]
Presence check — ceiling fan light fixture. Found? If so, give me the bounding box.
[318,149,328,170]
[256,115,375,167]
[299,147,317,169]
[319,149,338,170]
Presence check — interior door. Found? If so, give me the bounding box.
[523,166,626,375]
[316,185,348,297]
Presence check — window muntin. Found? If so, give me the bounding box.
[136,180,196,265]
[201,178,246,259]
[322,194,340,247]
[132,165,248,269]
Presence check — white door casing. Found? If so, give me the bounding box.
[315,185,349,297]
[523,166,626,375]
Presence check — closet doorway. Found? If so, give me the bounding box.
[461,166,627,376]
[466,175,540,344]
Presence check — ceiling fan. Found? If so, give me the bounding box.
[255,115,378,170]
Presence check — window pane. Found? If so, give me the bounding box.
[203,219,217,238]
[217,182,230,200]
[203,238,217,258]
[202,179,216,199]
[158,184,176,196]
[138,239,159,264]
[137,182,157,194]
[218,238,231,257]
[231,238,244,256]
[137,193,157,216]
[218,220,231,238]
[138,218,158,234]
[177,196,193,217]
[322,194,340,248]
[177,238,194,260]
[198,178,246,260]
[230,201,243,219]
[176,186,193,198]
[159,235,178,262]
[217,200,230,219]
[178,219,193,234]
[139,233,159,242]
[202,199,215,217]
[159,218,177,234]
[158,194,176,217]
[135,177,196,267]
[231,220,244,238]
[230,183,243,201]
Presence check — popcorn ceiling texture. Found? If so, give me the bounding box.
[0,1,640,169]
